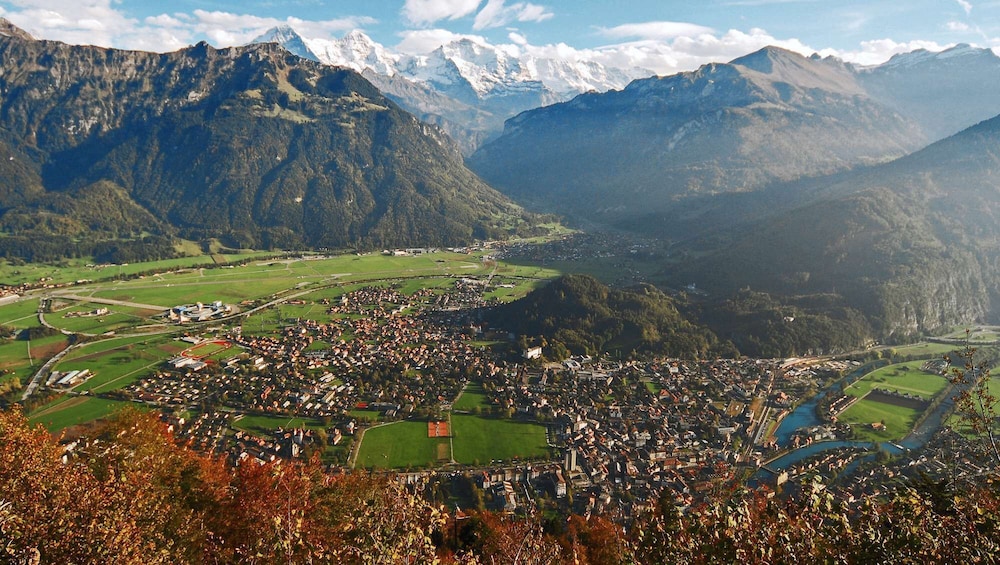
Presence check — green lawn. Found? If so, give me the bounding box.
[348,409,383,423]
[28,396,132,431]
[453,383,490,411]
[451,415,549,465]
[355,420,447,469]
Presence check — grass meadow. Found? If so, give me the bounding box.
[28,396,133,431]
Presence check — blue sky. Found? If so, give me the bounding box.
[1,0,997,73]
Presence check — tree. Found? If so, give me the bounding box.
[948,335,1000,467]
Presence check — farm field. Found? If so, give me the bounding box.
[889,342,961,358]
[45,304,153,335]
[0,298,41,329]
[0,332,69,384]
[947,376,1000,436]
[28,396,133,431]
[53,335,178,394]
[450,415,549,465]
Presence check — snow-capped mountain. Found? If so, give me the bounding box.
[857,43,1000,140]
[250,26,651,153]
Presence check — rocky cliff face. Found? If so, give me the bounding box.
[0,19,530,255]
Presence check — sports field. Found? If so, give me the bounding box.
[450,415,549,465]
[356,420,449,469]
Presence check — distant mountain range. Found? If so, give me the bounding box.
[470,44,1000,231]
[251,26,650,153]
[0,19,535,261]
[468,46,927,229]
[468,43,1000,344]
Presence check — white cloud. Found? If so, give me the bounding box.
[957,0,973,15]
[822,38,951,66]
[472,0,553,30]
[0,0,137,48]
[0,2,375,51]
[401,0,482,26]
[396,28,489,53]
[580,27,815,75]
[508,31,528,45]
[597,21,717,41]
[947,20,971,31]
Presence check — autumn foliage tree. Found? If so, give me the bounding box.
[3,404,1000,563]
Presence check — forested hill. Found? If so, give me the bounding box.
[0,20,535,260]
[488,274,736,359]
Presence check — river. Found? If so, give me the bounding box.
[758,359,954,484]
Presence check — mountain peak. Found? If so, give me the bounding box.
[726,45,862,95]
[879,43,999,69]
[0,18,34,41]
[729,46,808,73]
[252,25,317,62]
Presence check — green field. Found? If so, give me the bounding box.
[355,420,448,469]
[889,342,961,358]
[0,333,69,384]
[28,396,132,431]
[947,376,1000,436]
[453,383,490,411]
[46,305,148,335]
[844,361,949,400]
[839,361,950,441]
[232,414,326,435]
[0,299,41,329]
[839,401,917,441]
[55,335,176,394]
[451,415,549,465]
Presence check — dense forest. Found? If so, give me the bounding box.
[488,274,737,359]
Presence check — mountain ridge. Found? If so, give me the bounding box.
[0,20,535,259]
